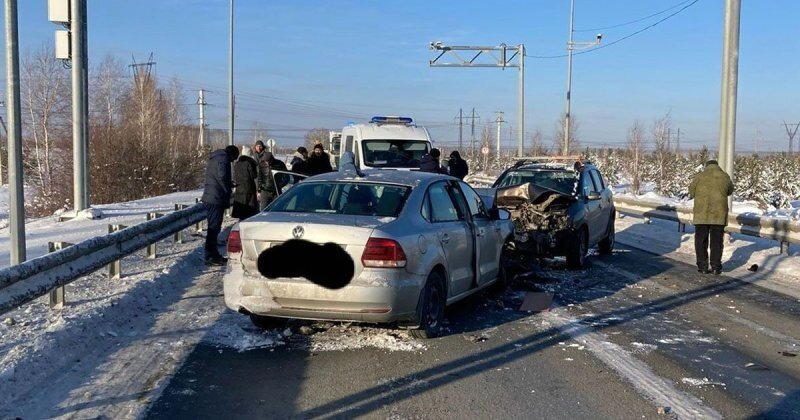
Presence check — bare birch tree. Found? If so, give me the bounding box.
[626,120,646,194]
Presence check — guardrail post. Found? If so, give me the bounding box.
[174,204,188,243]
[146,212,164,259]
[107,224,127,279]
[195,198,204,232]
[781,241,790,255]
[48,241,73,309]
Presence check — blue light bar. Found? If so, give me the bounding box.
[370,116,413,125]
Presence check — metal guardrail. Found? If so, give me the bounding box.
[613,196,798,255]
[0,203,207,315]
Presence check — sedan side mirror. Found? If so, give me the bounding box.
[489,207,511,220]
[587,191,602,201]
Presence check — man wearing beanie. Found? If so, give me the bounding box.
[306,143,334,175]
[201,145,239,265]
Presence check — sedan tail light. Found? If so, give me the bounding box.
[361,238,407,268]
[227,229,242,253]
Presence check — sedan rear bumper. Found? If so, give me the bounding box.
[223,258,425,324]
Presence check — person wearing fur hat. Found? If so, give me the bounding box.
[201,145,239,265]
[290,146,309,175]
[232,145,259,220]
[306,143,334,176]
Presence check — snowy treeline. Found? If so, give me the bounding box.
[0,47,206,217]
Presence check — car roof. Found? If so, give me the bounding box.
[304,170,453,187]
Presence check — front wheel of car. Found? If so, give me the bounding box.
[249,314,287,330]
[566,229,588,270]
[598,218,615,256]
[410,271,446,339]
[491,240,515,293]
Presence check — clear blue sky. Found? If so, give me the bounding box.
[3,0,799,152]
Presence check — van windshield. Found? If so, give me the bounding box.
[362,140,430,168]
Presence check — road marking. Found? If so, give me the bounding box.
[542,309,721,419]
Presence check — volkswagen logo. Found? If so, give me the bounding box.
[292,225,304,239]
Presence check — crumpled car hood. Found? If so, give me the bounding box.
[495,182,575,210]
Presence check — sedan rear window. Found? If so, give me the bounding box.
[269,182,410,217]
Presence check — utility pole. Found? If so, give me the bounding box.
[495,111,505,157]
[782,121,799,154]
[676,128,681,153]
[667,128,672,151]
[5,0,26,264]
[0,111,5,186]
[564,0,601,155]
[72,0,90,211]
[456,108,463,151]
[198,89,206,148]
[717,0,740,210]
[228,0,235,146]
[429,42,525,156]
[467,108,479,155]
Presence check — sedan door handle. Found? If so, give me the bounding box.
[476,228,486,237]
[440,233,450,244]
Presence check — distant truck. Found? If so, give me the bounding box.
[331,116,433,171]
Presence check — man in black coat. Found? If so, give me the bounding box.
[419,148,448,174]
[447,150,469,180]
[232,145,259,220]
[258,151,288,210]
[306,143,334,176]
[290,146,309,175]
[201,145,239,265]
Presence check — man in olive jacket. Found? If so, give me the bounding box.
[688,160,734,275]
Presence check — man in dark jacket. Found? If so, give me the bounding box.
[201,145,239,265]
[447,150,469,180]
[420,148,447,174]
[306,143,334,176]
[258,151,288,210]
[232,145,259,220]
[688,160,734,275]
[290,146,309,175]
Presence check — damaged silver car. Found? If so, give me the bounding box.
[488,159,616,269]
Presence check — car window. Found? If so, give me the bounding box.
[361,140,430,168]
[270,182,408,217]
[589,170,605,191]
[580,171,598,197]
[421,194,431,222]
[459,182,490,219]
[447,182,470,221]
[426,182,459,223]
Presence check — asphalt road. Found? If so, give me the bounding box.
[147,245,800,419]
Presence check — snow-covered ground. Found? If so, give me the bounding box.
[0,189,203,269]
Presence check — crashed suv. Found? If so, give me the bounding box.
[488,159,615,268]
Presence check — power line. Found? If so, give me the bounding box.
[574,0,695,32]
[526,0,701,59]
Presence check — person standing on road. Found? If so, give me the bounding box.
[420,148,448,174]
[232,145,259,220]
[258,151,288,210]
[201,145,239,265]
[688,159,734,275]
[447,150,469,180]
[290,146,309,175]
[306,143,334,176]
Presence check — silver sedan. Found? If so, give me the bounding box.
[223,170,513,338]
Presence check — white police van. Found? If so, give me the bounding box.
[332,116,433,171]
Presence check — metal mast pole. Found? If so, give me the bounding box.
[495,112,504,157]
[5,0,26,264]
[72,0,89,210]
[564,0,575,155]
[718,0,740,209]
[458,108,463,151]
[470,108,476,155]
[518,44,525,157]
[198,89,205,148]
[228,0,234,146]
